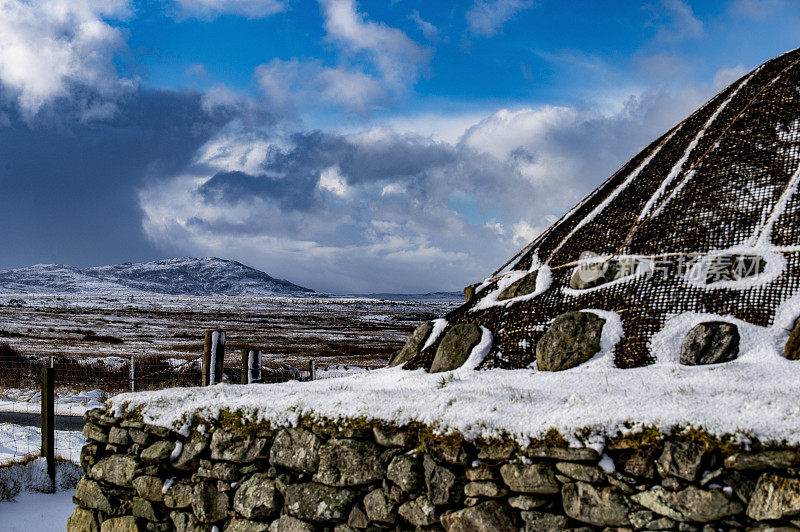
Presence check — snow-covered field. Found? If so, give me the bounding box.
[109,303,800,449]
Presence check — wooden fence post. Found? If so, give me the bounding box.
[240,349,262,384]
[129,356,135,392]
[309,359,316,381]
[203,330,225,386]
[40,367,55,492]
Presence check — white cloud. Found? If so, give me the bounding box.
[319,167,351,197]
[466,0,532,38]
[728,0,784,19]
[252,1,428,115]
[138,83,709,293]
[255,58,386,114]
[0,0,134,114]
[409,10,439,40]
[319,0,428,90]
[171,0,286,20]
[649,0,704,42]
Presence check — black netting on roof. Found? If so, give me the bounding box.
[404,48,800,371]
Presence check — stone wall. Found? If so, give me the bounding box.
[70,408,800,531]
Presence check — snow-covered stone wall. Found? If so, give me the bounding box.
[70,407,800,531]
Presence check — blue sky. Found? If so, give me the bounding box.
[0,0,798,293]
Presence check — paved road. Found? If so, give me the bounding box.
[0,411,85,431]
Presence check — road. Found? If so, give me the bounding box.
[0,411,85,431]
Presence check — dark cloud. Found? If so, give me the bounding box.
[0,89,233,269]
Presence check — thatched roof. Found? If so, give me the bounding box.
[400,48,800,371]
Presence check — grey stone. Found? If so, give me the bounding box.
[314,438,385,487]
[520,511,568,532]
[132,475,163,502]
[284,482,356,523]
[386,454,423,492]
[424,438,472,465]
[497,271,538,301]
[129,429,151,445]
[570,258,635,290]
[556,462,606,483]
[430,323,483,373]
[270,428,323,473]
[648,517,678,530]
[145,523,172,532]
[173,432,208,470]
[233,473,280,520]
[191,481,229,523]
[211,428,268,463]
[725,451,800,470]
[225,519,271,532]
[140,440,175,463]
[67,507,100,532]
[164,482,193,509]
[499,463,559,494]
[80,443,100,470]
[662,477,685,491]
[440,500,515,531]
[464,481,507,498]
[169,511,206,532]
[268,516,315,532]
[364,488,397,523]
[464,283,481,302]
[83,423,109,443]
[525,446,600,461]
[90,454,139,488]
[424,454,461,505]
[477,441,516,461]
[133,496,164,521]
[347,504,369,528]
[632,486,744,522]
[398,495,437,527]
[535,311,606,371]
[786,317,800,361]
[562,481,631,526]
[466,465,499,482]
[389,322,433,367]
[144,424,171,438]
[198,461,241,482]
[616,447,659,480]
[629,510,655,528]
[747,473,800,521]
[100,516,139,532]
[73,477,113,513]
[373,427,415,447]
[680,322,739,365]
[508,495,548,510]
[109,427,131,446]
[656,440,706,481]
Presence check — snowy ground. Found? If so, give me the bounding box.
[0,458,83,530]
[0,424,85,464]
[0,388,107,417]
[110,303,800,449]
[0,490,76,532]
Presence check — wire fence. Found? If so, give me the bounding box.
[0,339,371,469]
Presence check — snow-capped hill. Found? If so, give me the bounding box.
[0,258,314,297]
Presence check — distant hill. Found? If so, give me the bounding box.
[0,258,315,297]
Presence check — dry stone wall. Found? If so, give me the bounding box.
[70,408,800,531]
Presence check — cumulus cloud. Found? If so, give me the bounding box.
[466,0,533,38]
[253,0,430,115]
[728,0,784,19]
[138,85,707,293]
[0,0,135,115]
[171,0,287,20]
